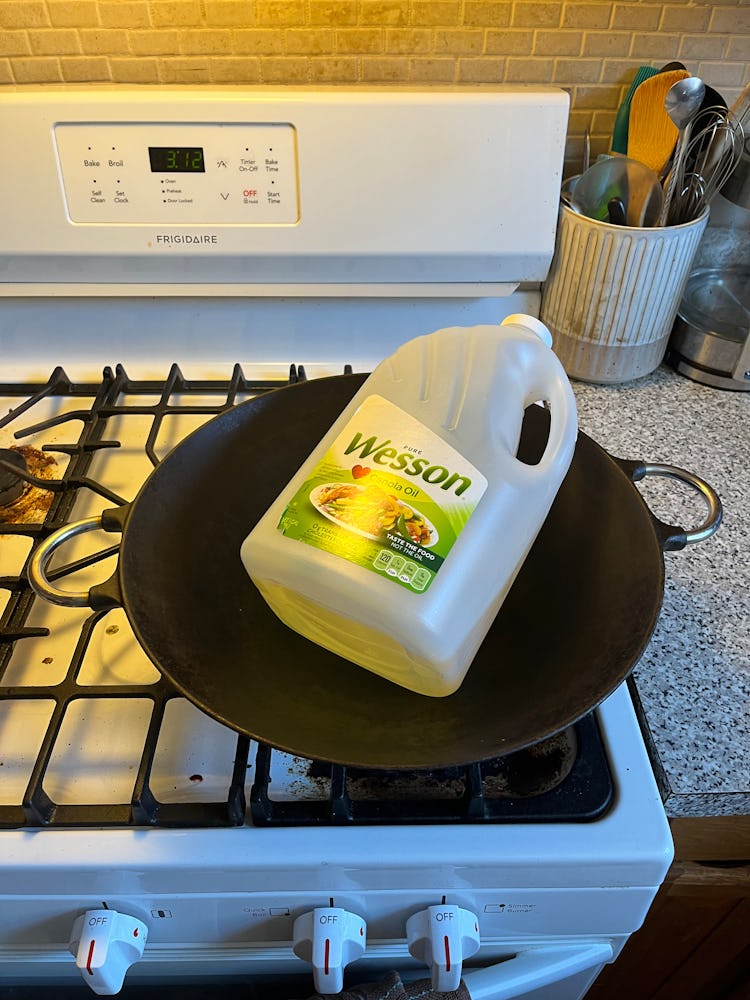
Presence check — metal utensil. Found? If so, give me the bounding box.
[667,107,744,224]
[582,126,590,173]
[571,156,663,226]
[658,76,706,226]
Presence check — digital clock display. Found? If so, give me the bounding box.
[148,146,205,173]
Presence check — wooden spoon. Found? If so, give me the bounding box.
[627,68,689,174]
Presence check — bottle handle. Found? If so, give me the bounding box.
[499,315,577,477]
[521,365,577,477]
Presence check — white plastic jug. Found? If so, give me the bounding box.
[240,315,578,697]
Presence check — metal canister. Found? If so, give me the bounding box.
[667,266,750,391]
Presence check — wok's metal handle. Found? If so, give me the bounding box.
[28,513,124,609]
[629,462,723,549]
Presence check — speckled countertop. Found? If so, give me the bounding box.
[570,363,749,818]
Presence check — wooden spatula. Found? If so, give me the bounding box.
[627,68,689,175]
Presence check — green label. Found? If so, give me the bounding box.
[277,394,487,593]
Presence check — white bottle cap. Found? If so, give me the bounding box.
[501,313,553,348]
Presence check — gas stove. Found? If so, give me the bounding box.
[0,87,672,1000]
[1,363,616,833]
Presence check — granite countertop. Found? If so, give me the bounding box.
[570,363,749,818]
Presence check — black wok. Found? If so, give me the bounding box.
[28,374,721,769]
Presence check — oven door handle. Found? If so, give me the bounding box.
[462,941,614,999]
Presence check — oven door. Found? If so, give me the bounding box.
[342,942,615,1000]
[0,939,615,1000]
[462,941,614,999]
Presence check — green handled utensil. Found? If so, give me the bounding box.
[611,66,659,154]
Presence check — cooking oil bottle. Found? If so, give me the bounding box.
[241,315,577,697]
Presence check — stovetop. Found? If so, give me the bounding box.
[0,365,614,831]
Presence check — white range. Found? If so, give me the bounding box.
[0,86,672,1000]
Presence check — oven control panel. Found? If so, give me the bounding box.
[53,122,299,225]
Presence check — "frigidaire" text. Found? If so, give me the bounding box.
[154,234,219,246]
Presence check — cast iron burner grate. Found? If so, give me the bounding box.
[249,713,613,826]
[0,365,613,830]
[0,363,311,830]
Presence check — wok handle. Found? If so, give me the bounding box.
[27,513,124,610]
[623,461,723,550]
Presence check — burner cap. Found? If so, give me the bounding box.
[0,448,28,507]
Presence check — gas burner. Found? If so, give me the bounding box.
[250,714,613,826]
[0,448,27,507]
[0,445,57,526]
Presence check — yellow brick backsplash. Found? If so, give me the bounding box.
[336,26,383,52]
[463,4,511,29]
[28,27,80,54]
[510,4,560,30]
[150,2,202,28]
[485,29,533,56]
[257,1,306,27]
[410,55,454,80]
[361,2,410,27]
[613,5,661,32]
[107,54,158,81]
[311,54,359,78]
[286,26,334,53]
[47,2,100,28]
[203,2,254,27]
[458,55,504,82]
[100,2,151,28]
[0,0,748,173]
[61,53,109,79]
[387,27,431,53]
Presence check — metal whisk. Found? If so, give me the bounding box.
[666,106,745,225]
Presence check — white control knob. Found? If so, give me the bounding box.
[69,909,148,995]
[406,904,480,992]
[292,906,366,994]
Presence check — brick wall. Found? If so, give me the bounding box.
[1,1,749,172]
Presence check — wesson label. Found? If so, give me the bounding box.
[276,395,487,593]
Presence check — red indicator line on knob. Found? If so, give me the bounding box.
[324,938,330,976]
[86,940,95,976]
[444,935,451,972]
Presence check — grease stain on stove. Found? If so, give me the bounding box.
[0,446,57,526]
[279,728,577,804]
[482,730,575,798]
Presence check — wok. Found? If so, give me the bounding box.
[28,374,721,769]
